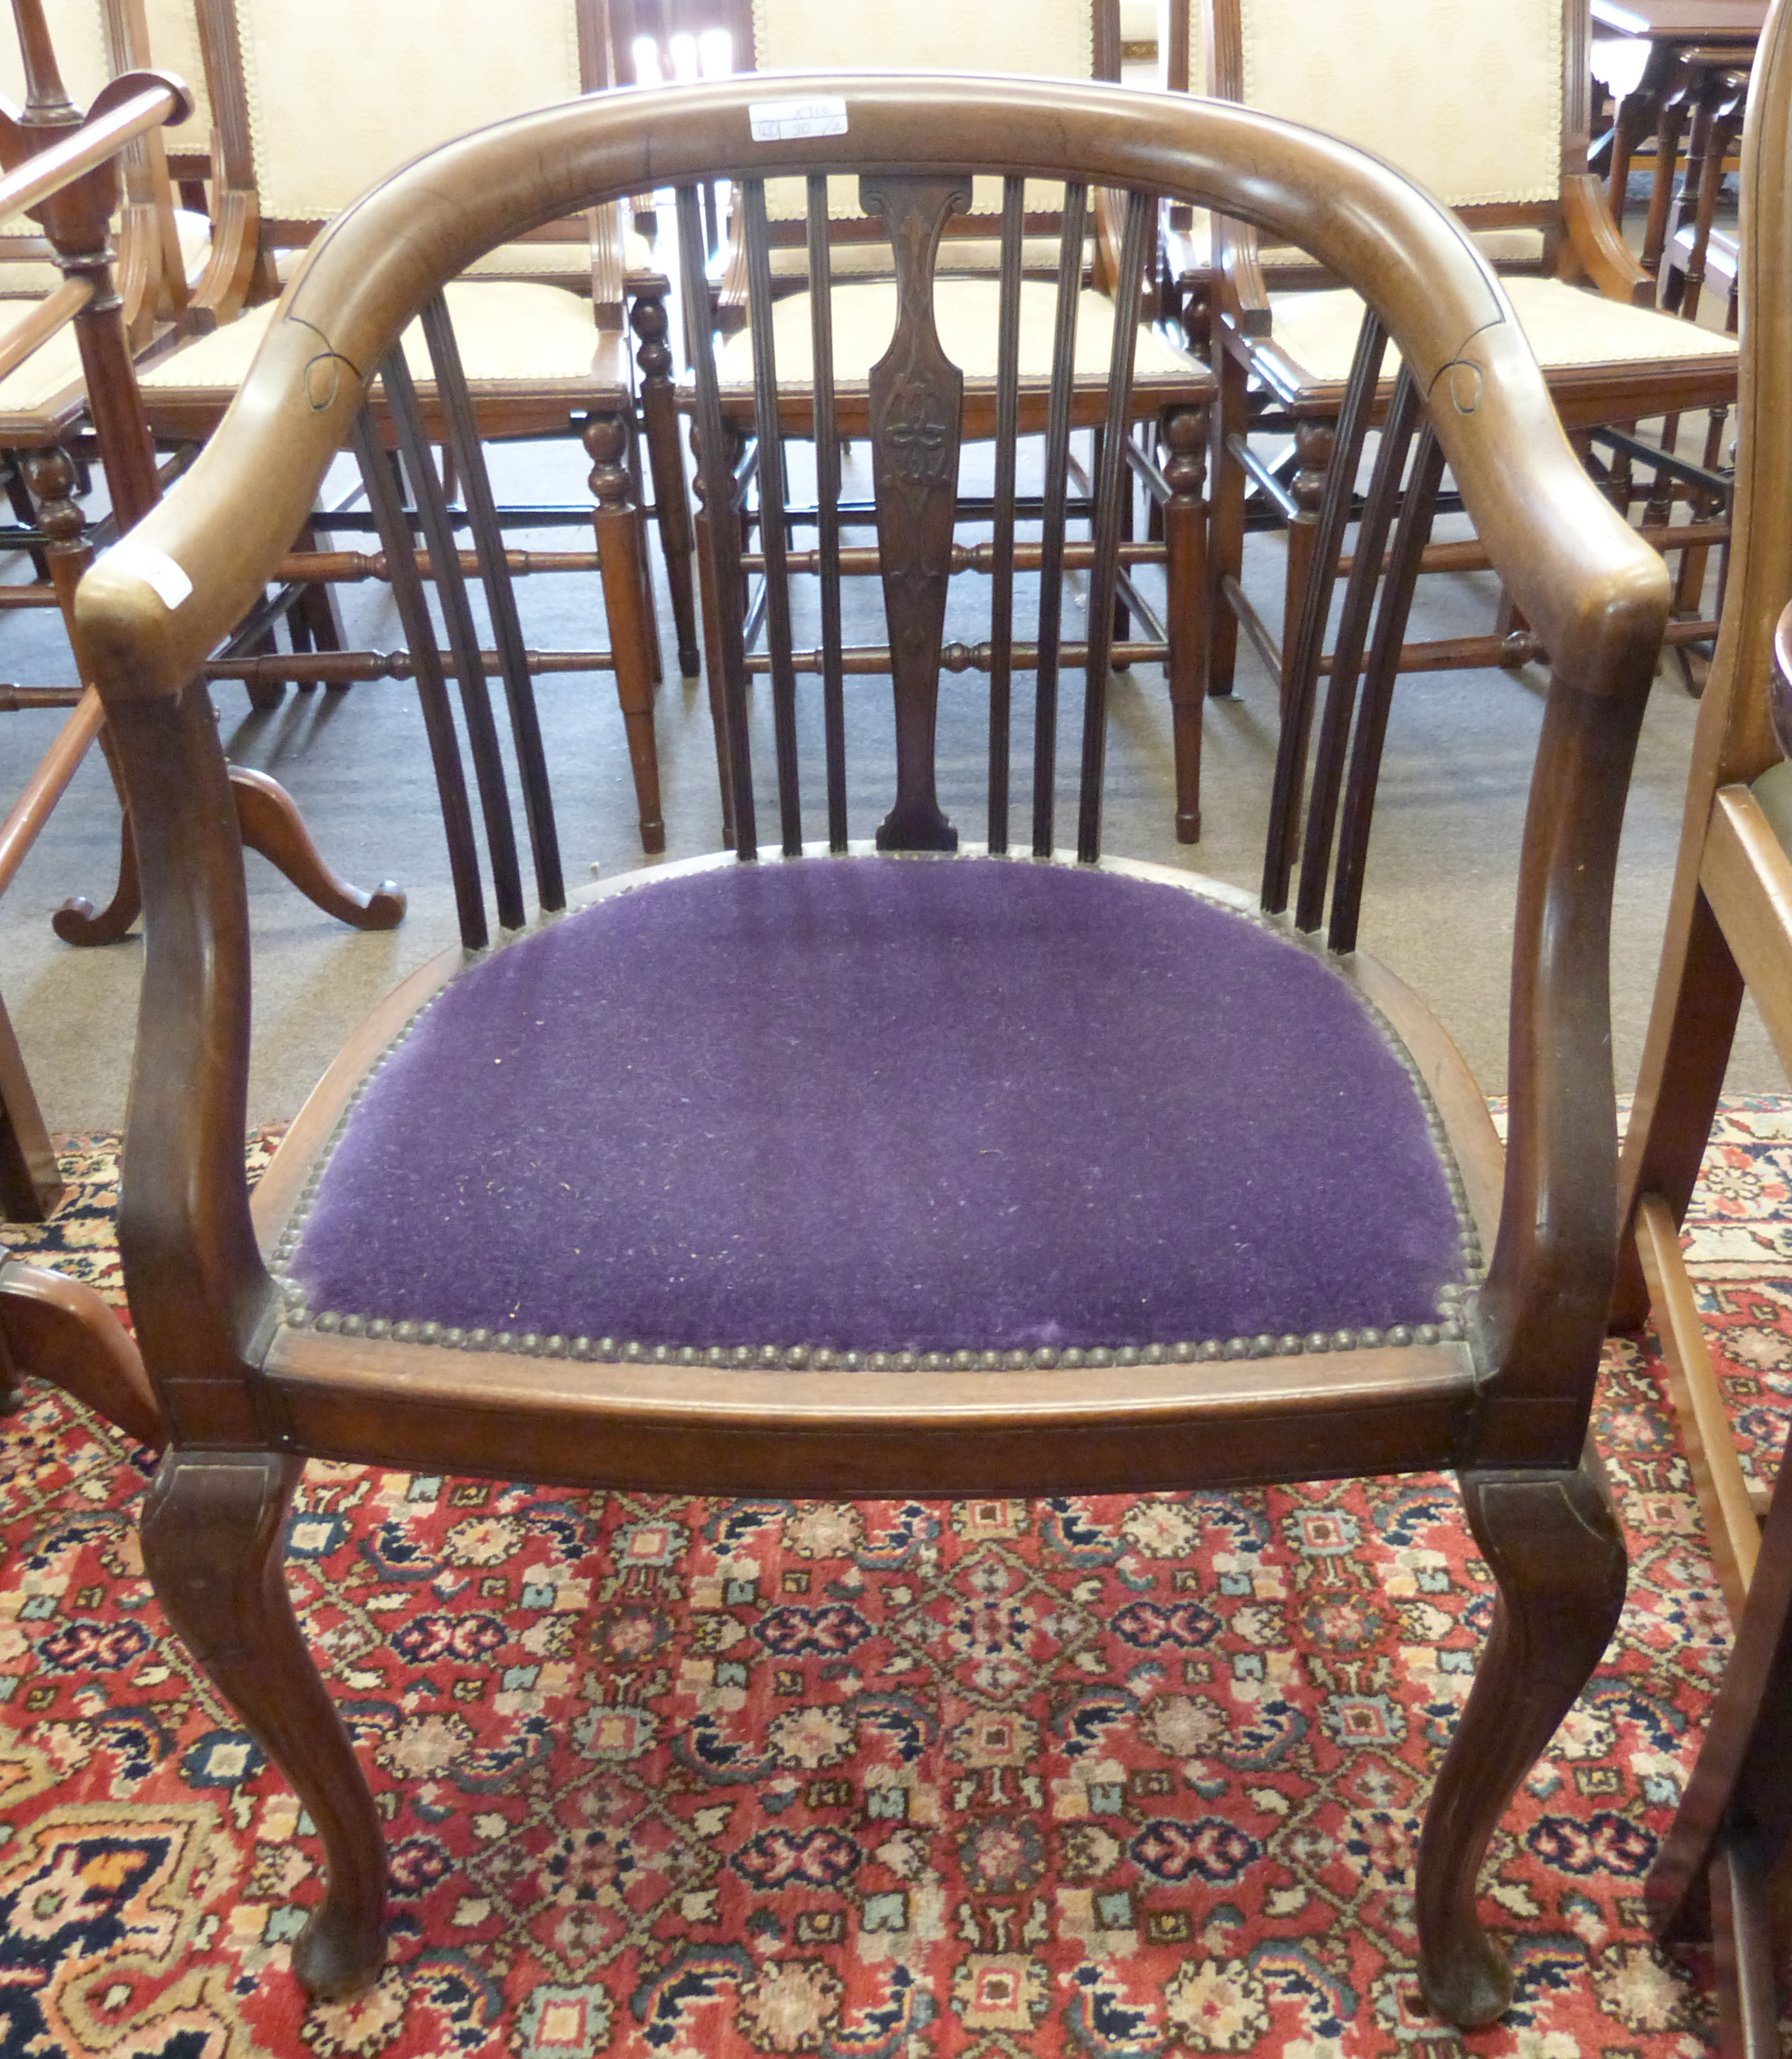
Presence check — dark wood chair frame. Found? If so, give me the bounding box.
[1611,20,1792,2041]
[72,70,1670,2027]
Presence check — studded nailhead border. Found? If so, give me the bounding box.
[267,864,1487,1367]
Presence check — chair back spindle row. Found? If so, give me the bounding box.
[1261,309,1449,951]
[316,118,1560,962]
[672,166,1160,865]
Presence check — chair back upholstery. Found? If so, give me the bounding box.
[0,0,198,321]
[0,0,105,101]
[196,0,599,229]
[0,0,107,261]
[746,0,1103,74]
[137,0,208,139]
[728,0,1118,227]
[0,1,208,157]
[1208,0,1571,217]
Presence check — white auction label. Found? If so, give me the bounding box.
[749,95,848,142]
[101,538,193,611]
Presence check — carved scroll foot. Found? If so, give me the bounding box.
[142,1449,388,1999]
[0,1255,160,1445]
[1414,1442,1627,2026]
[58,768,405,943]
[229,767,407,930]
[54,807,141,944]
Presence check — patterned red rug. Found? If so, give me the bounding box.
[0,1110,1782,2058]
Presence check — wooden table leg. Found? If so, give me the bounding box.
[56,762,407,944]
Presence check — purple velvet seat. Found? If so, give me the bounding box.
[281,857,1476,1364]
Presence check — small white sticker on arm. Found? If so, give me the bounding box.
[99,538,193,611]
[749,95,849,142]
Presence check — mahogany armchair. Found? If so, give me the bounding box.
[76,69,1668,2027]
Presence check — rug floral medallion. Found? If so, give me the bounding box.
[1,1113,1784,2058]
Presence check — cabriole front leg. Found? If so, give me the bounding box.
[1415,1441,1627,2026]
[141,1447,388,2000]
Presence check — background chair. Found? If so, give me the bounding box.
[1613,30,1792,2038]
[119,0,693,853]
[1612,0,1792,1628]
[77,64,1670,2030]
[1202,0,1737,717]
[0,0,209,604]
[670,0,1217,844]
[0,0,407,966]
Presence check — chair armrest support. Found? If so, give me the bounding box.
[1216,216,1271,338]
[1559,173,1653,306]
[184,158,265,323]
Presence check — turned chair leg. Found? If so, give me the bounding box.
[584,410,667,855]
[1414,1440,1627,2026]
[141,1448,388,2000]
[1163,404,1208,844]
[1206,345,1249,699]
[632,288,701,679]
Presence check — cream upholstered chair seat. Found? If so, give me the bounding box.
[1257,227,1546,274]
[1261,272,1739,387]
[714,277,1200,388]
[0,321,87,438]
[0,206,210,301]
[273,226,659,288]
[765,235,1081,282]
[138,280,629,401]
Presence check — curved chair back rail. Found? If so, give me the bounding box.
[79,75,1666,698]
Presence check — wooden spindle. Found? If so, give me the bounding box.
[1032,182,1087,859]
[806,173,847,853]
[1329,423,1446,955]
[1262,310,1387,915]
[380,347,525,932]
[1297,365,1421,934]
[419,293,565,912]
[987,176,1023,855]
[1076,187,1151,863]
[350,408,487,950]
[679,178,755,858]
[742,178,803,856]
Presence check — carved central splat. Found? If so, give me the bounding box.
[861,174,972,853]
